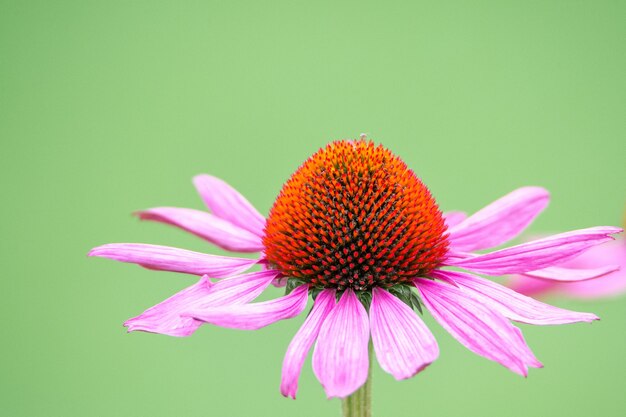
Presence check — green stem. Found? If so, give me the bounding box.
[341,342,372,417]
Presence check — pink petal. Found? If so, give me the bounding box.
[193,174,266,237]
[444,250,473,262]
[124,269,280,336]
[523,265,620,282]
[183,284,309,330]
[136,207,264,252]
[431,270,598,325]
[508,239,626,299]
[124,275,213,337]
[447,227,622,275]
[281,289,336,399]
[312,289,370,399]
[89,243,258,278]
[505,276,555,298]
[443,211,467,228]
[448,187,550,252]
[272,276,289,288]
[370,288,439,379]
[415,278,542,376]
[189,269,281,307]
[509,325,543,369]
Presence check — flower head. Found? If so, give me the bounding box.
[90,138,622,399]
[264,140,448,290]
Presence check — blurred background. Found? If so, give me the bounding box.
[1,1,624,416]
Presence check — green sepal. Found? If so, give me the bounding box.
[356,290,372,311]
[310,286,324,301]
[285,277,307,295]
[388,284,413,307]
[331,288,373,311]
[409,290,423,315]
[388,284,423,315]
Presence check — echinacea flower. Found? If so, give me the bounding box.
[90,139,621,399]
[506,237,626,299]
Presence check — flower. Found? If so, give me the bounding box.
[90,139,622,399]
[506,237,626,299]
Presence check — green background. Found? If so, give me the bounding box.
[1,1,625,416]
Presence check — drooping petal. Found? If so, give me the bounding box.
[505,276,554,298]
[189,269,281,307]
[509,325,543,368]
[312,289,370,399]
[523,265,620,282]
[415,278,541,376]
[446,227,622,275]
[136,207,264,252]
[431,270,598,325]
[124,275,213,337]
[89,243,258,278]
[124,269,280,336]
[448,187,550,252]
[281,289,336,399]
[370,288,439,379]
[510,271,626,299]
[443,211,467,228]
[508,239,626,299]
[183,285,309,330]
[193,174,266,237]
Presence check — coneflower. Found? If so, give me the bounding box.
[90,137,621,413]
